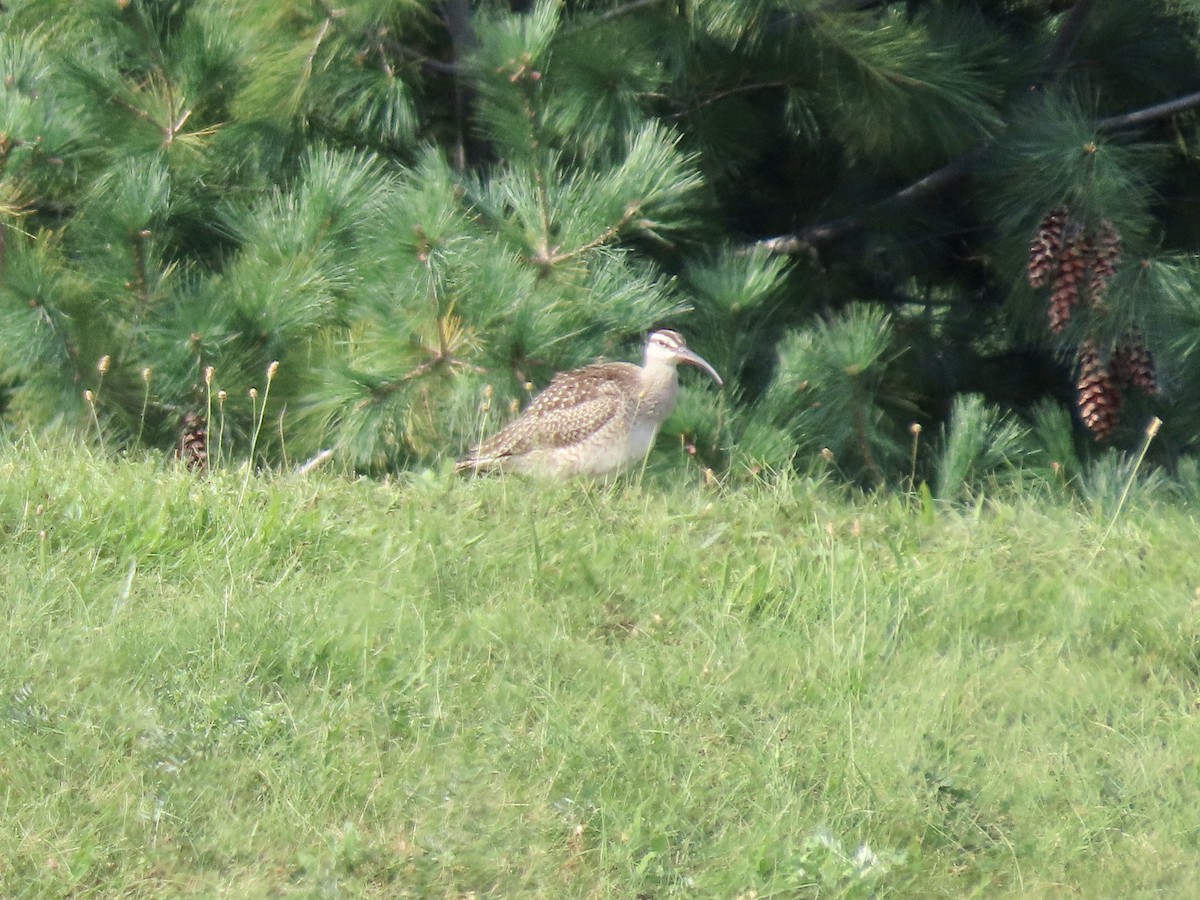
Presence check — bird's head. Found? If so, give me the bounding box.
[644,329,723,386]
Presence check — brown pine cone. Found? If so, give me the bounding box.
[1028,208,1067,288]
[1111,341,1157,396]
[176,412,208,470]
[1047,235,1085,332]
[1048,284,1076,333]
[1087,219,1121,305]
[1076,341,1122,440]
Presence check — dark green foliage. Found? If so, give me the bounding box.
[4,0,1200,485]
[933,394,1031,500]
[764,305,913,483]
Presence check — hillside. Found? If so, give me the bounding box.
[2,443,1199,896]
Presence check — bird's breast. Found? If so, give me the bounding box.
[624,418,661,460]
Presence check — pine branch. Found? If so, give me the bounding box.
[376,34,462,76]
[397,352,484,383]
[442,0,479,171]
[303,8,337,88]
[750,89,1200,255]
[130,229,151,304]
[1042,0,1096,84]
[823,0,893,10]
[752,152,980,252]
[530,206,636,269]
[576,0,664,28]
[531,164,554,262]
[853,403,884,487]
[1096,90,1200,130]
[664,80,793,120]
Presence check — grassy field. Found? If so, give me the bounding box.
[2,441,1199,897]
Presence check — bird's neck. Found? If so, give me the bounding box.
[637,360,681,414]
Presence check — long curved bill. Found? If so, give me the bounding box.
[677,348,723,386]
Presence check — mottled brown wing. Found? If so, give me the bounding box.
[514,392,624,451]
[469,365,632,460]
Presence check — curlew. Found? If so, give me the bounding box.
[455,330,723,477]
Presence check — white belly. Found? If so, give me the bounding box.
[515,421,661,478]
[624,419,660,461]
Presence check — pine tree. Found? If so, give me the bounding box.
[3,0,1200,486]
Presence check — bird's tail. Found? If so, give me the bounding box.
[453,453,502,475]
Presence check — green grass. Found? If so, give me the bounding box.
[2,441,1200,897]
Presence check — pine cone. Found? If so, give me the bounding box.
[1032,213,1123,331]
[1087,219,1121,305]
[1028,208,1067,288]
[176,412,208,470]
[1111,341,1158,396]
[1047,235,1085,332]
[1048,283,1076,332]
[1076,341,1121,440]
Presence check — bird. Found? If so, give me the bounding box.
[455,329,723,478]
